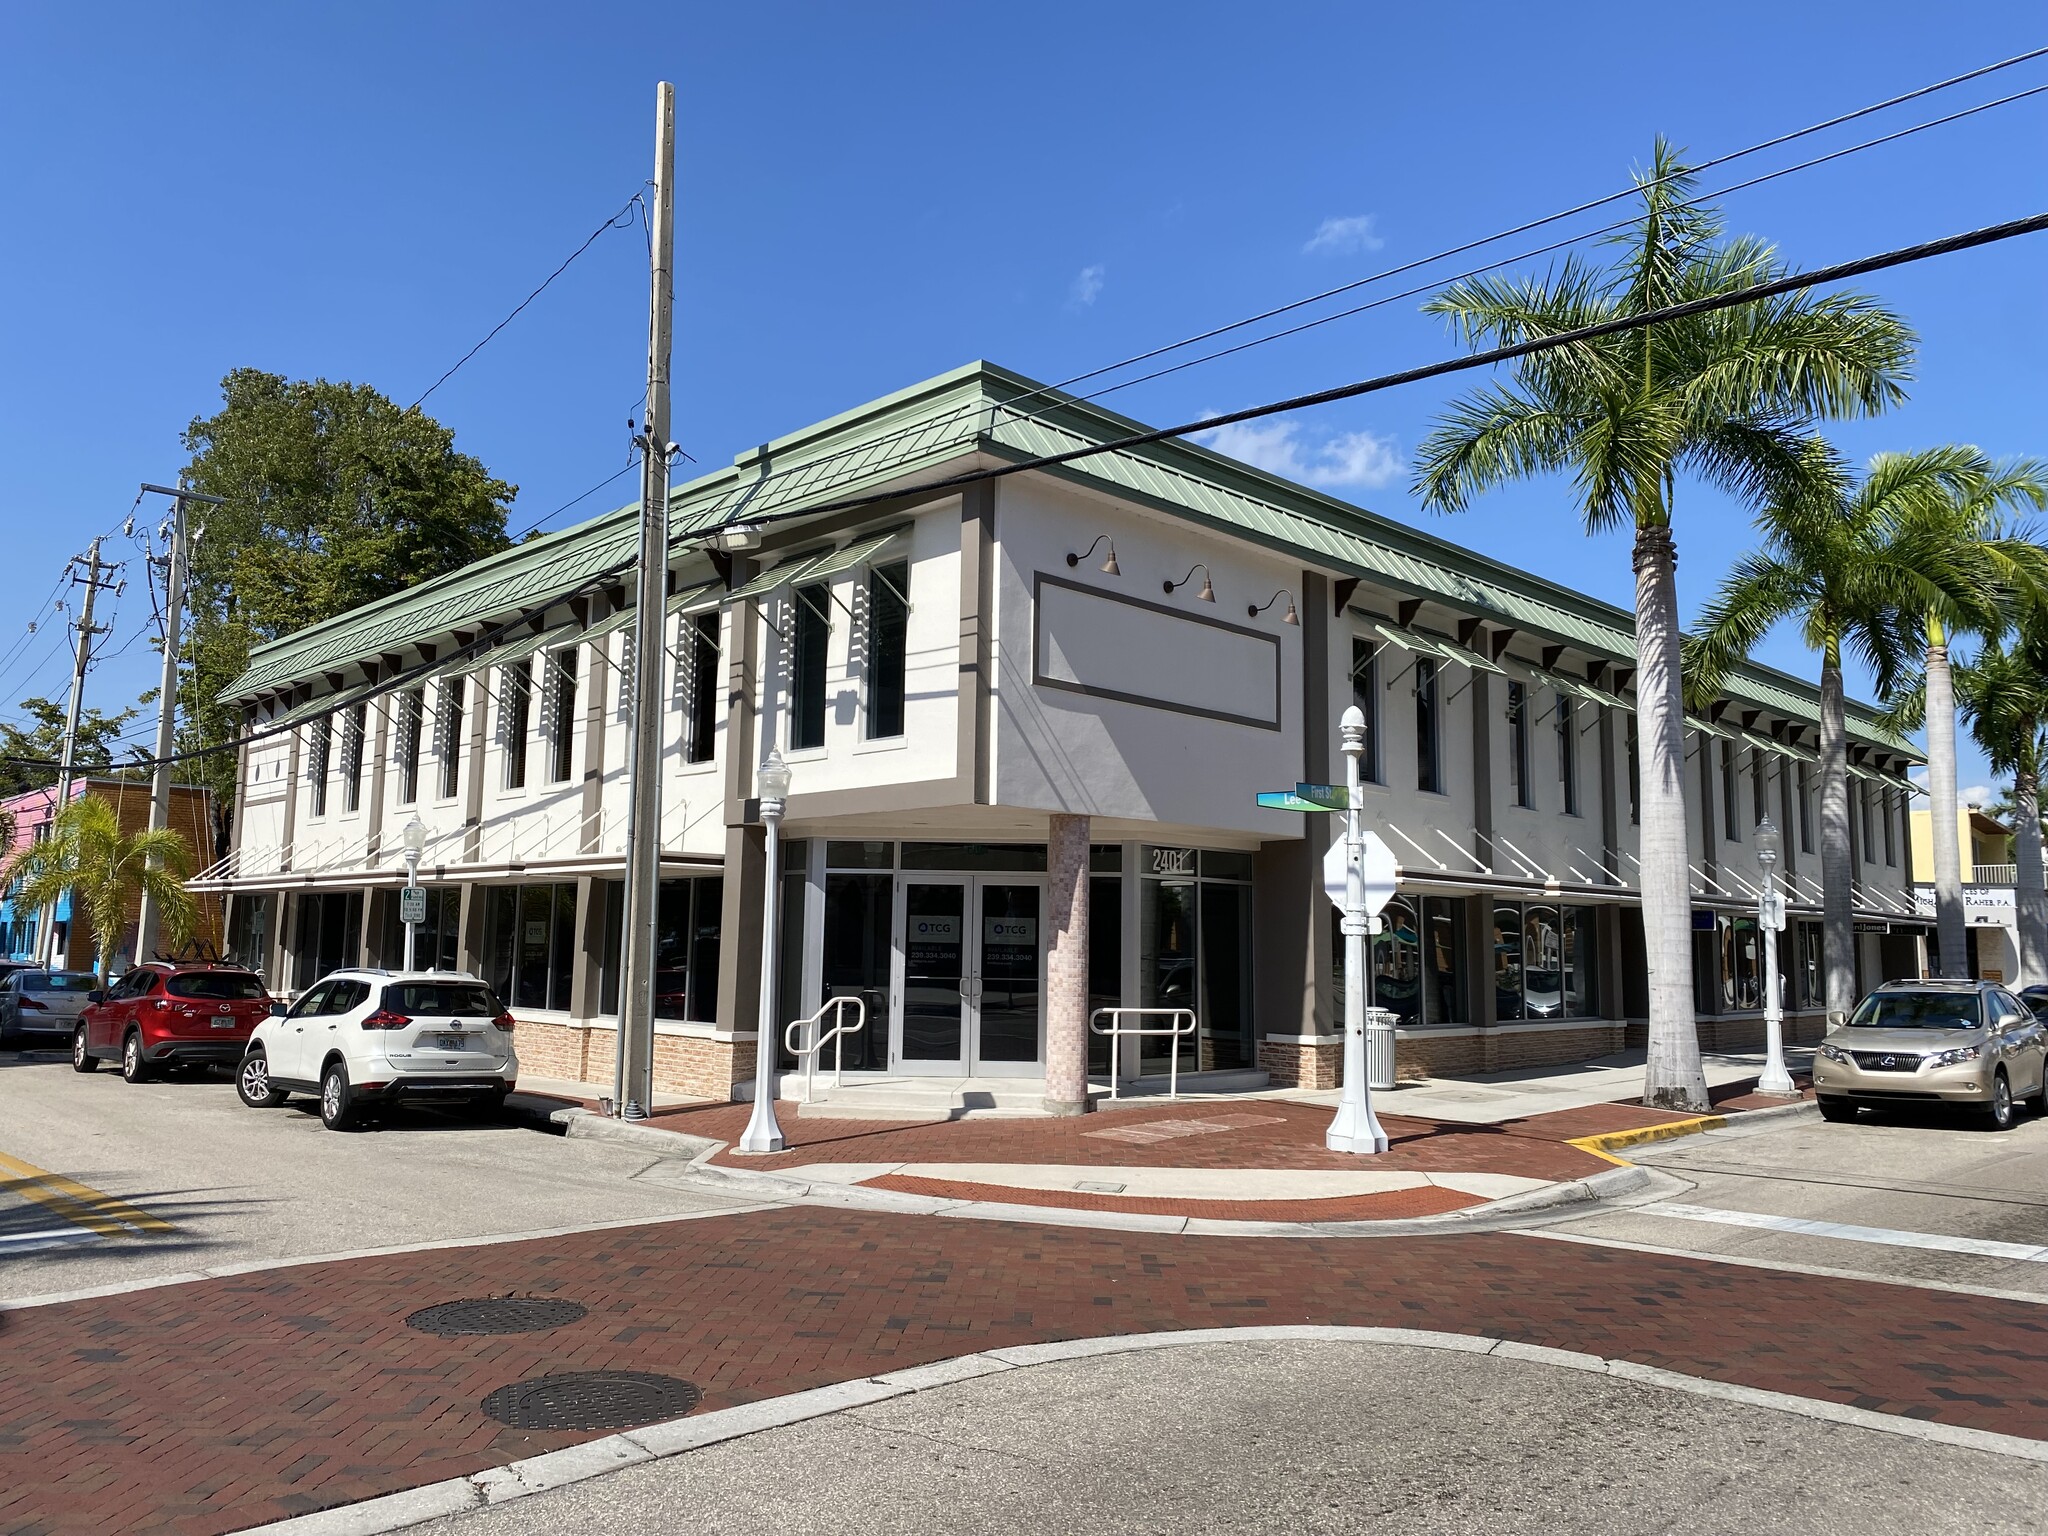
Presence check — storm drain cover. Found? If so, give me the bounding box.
[406,1297,589,1336]
[481,1371,702,1431]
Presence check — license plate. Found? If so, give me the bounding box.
[211,1015,236,1029]
[433,1032,467,1050]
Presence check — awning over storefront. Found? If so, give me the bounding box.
[722,526,906,605]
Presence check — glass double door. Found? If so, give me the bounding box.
[892,877,1044,1076]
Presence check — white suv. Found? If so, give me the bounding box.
[237,969,519,1130]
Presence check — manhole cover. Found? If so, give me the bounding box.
[406,1297,589,1336]
[481,1371,702,1431]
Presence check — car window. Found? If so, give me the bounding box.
[24,972,95,993]
[1848,991,1984,1030]
[166,972,267,1002]
[110,971,148,1000]
[383,982,497,1017]
[1994,990,2028,1023]
[287,982,332,1019]
[325,979,371,1014]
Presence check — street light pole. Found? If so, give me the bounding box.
[738,750,793,1154]
[400,816,427,972]
[1326,704,1389,1154]
[1755,815,1795,1095]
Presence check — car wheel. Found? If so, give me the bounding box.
[71,1026,98,1073]
[1982,1070,2015,1131]
[1818,1097,1857,1123]
[121,1031,151,1084]
[236,1051,289,1109]
[319,1060,356,1131]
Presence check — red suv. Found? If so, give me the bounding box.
[73,961,276,1082]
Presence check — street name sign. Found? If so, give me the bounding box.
[1293,782,1349,810]
[1256,791,1328,813]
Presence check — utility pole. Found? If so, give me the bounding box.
[39,538,114,966]
[134,481,224,962]
[614,80,676,1121]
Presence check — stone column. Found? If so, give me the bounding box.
[1043,812,1091,1115]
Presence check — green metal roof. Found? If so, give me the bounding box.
[226,360,1917,759]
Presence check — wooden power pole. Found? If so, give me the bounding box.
[614,80,676,1120]
[39,537,112,965]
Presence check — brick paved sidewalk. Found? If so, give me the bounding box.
[2,1202,2042,1536]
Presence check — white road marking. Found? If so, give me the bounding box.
[0,1225,103,1253]
[1643,1201,2048,1263]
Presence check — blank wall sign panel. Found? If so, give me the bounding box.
[1031,573,1282,731]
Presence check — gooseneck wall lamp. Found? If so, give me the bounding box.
[1249,589,1300,625]
[1065,535,1120,576]
[1164,564,1215,602]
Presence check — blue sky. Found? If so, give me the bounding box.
[3,2,2044,796]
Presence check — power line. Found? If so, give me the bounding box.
[655,45,2048,528]
[1080,77,2048,407]
[510,461,640,542]
[407,190,646,412]
[124,203,2048,777]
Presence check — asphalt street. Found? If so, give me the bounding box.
[406,1339,2048,1536]
[0,1046,757,1300]
[1552,1100,2048,1297]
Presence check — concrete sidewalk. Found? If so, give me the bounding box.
[1312,1047,1816,1125]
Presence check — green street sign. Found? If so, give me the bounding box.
[1294,782,1349,810]
[1256,791,1327,813]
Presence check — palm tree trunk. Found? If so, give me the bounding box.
[1924,631,1967,977]
[2014,763,2047,987]
[1633,525,1708,1111]
[1818,652,1856,1019]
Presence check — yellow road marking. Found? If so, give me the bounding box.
[0,1150,173,1235]
[1566,1114,1727,1167]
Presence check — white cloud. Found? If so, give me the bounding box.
[1303,214,1384,256]
[1070,264,1105,306]
[1963,783,1994,808]
[1196,418,1402,491]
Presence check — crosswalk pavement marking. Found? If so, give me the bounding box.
[1643,1201,2048,1263]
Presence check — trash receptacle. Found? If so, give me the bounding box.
[1364,1006,1397,1091]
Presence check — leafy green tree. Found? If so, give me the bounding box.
[176,370,516,841]
[0,795,195,983]
[0,696,141,798]
[1953,637,2048,986]
[1413,141,1914,1109]
[1685,448,2042,1016]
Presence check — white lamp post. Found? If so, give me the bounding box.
[400,816,428,972]
[1326,705,1390,1154]
[1755,815,1795,1095]
[738,751,793,1153]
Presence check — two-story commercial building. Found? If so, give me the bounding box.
[192,362,1925,1102]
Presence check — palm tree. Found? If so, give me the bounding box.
[1887,457,2048,975]
[0,795,196,983]
[1684,449,2031,1020]
[1414,141,1913,1110]
[1952,638,2048,986]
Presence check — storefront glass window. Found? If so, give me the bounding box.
[228,894,273,977]
[1087,873,1122,1075]
[1140,875,1198,1076]
[1493,903,1525,1022]
[1488,900,1601,1020]
[483,882,577,1012]
[818,872,891,1070]
[378,887,459,973]
[1199,882,1252,1069]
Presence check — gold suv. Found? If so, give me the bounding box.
[1813,979,2048,1131]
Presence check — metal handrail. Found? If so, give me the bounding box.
[782,994,868,1103]
[1089,1007,1196,1100]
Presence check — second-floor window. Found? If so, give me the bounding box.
[1415,656,1441,794]
[307,714,332,817]
[340,702,367,813]
[1751,746,1766,828]
[1626,715,1640,826]
[1351,639,1382,784]
[866,561,908,740]
[1557,695,1579,815]
[1508,681,1531,808]
[545,648,578,784]
[1720,739,1739,842]
[396,689,424,805]
[502,659,533,790]
[683,610,720,763]
[437,678,465,801]
[1883,786,1897,864]
[1798,762,1814,853]
[1859,778,1875,856]
[791,584,830,752]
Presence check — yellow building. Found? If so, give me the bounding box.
[1909,804,2013,883]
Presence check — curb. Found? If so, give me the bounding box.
[1567,1098,1817,1164]
[553,1107,722,1160]
[242,1322,2048,1535]
[678,1142,1660,1237]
